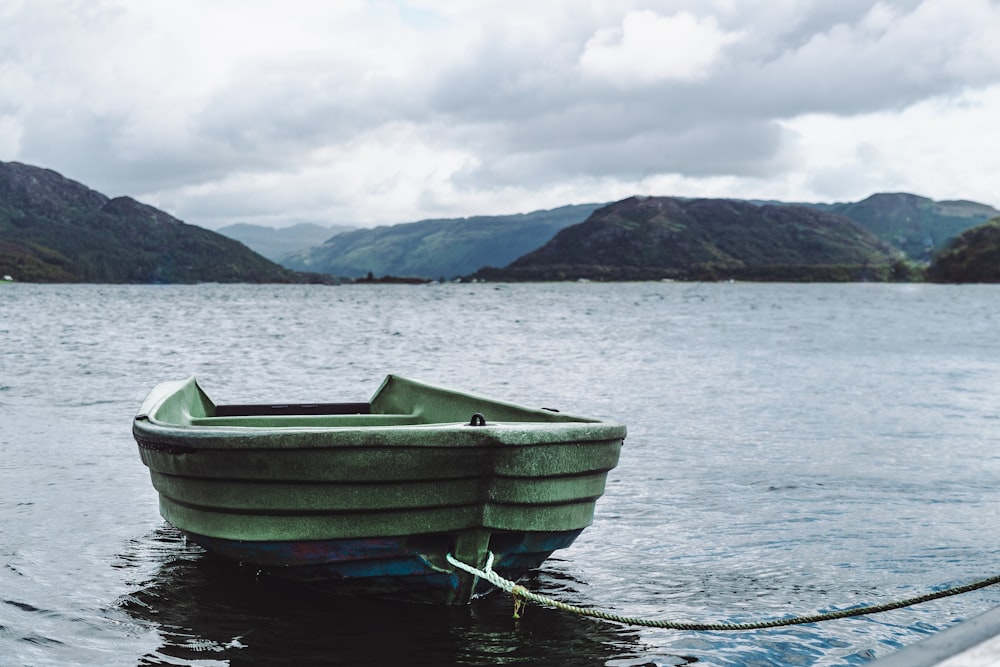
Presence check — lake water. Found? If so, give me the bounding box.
[1,282,999,666]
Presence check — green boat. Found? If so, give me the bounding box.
[132,375,625,604]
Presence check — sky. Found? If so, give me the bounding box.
[2,0,1000,230]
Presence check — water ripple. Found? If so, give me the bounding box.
[2,283,999,665]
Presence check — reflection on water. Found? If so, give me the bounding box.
[116,528,654,667]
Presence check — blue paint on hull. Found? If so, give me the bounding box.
[183,529,583,604]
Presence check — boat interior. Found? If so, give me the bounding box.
[191,404,421,428]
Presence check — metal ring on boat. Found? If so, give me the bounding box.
[469,413,486,426]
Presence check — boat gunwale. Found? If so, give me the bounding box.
[133,375,626,450]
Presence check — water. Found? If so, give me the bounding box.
[1,282,999,666]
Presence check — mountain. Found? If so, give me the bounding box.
[474,196,904,282]
[824,193,1000,261]
[925,218,1000,283]
[280,204,602,279]
[217,222,355,261]
[278,192,997,281]
[0,161,312,283]
[4,159,992,284]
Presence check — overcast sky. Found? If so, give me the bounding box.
[2,0,1000,229]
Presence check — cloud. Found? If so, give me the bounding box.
[154,122,480,227]
[1,0,999,228]
[740,0,1000,115]
[579,10,743,84]
[780,84,1000,204]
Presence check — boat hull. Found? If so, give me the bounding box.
[180,529,583,605]
[132,375,625,604]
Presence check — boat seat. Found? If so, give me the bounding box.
[189,413,421,428]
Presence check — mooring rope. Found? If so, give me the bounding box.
[445,552,1000,631]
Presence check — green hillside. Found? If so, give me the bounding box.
[926,218,1000,283]
[217,222,356,261]
[0,161,305,283]
[475,196,904,282]
[827,193,999,260]
[280,204,602,279]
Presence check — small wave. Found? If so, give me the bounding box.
[3,598,44,613]
[20,633,65,647]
